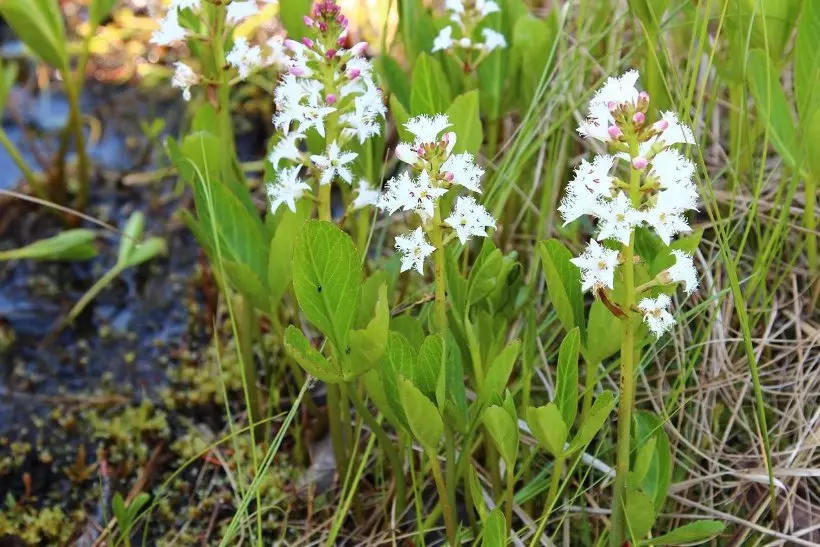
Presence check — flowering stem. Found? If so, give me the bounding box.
[430,203,448,332]
[609,142,642,547]
[429,450,457,544]
[211,4,237,171]
[528,455,564,547]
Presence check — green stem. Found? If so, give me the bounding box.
[580,357,597,426]
[609,143,642,547]
[338,381,354,476]
[431,203,448,332]
[528,456,564,547]
[234,294,262,441]
[326,383,348,482]
[349,388,407,516]
[0,128,44,199]
[211,4,237,171]
[65,77,90,212]
[318,183,332,222]
[64,265,123,325]
[505,465,514,534]
[429,451,457,544]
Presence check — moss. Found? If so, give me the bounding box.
[0,506,84,545]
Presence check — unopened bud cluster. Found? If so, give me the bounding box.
[432,0,508,71]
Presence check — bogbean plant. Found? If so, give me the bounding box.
[160,0,726,544]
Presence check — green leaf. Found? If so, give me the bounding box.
[442,332,468,423]
[555,328,580,428]
[630,436,657,487]
[356,271,390,328]
[279,0,312,40]
[796,0,820,118]
[292,220,362,353]
[625,488,656,541]
[526,403,567,458]
[512,13,560,109]
[390,94,413,143]
[223,260,270,311]
[585,299,621,364]
[627,0,669,30]
[379,55,411,110]
[0,61,19,113]
[378,331,418,428]
[468,467,487,520]
[746,49,799,170]
[0,0,67,70]
[410,53,452,116]
[468,241,504,305]
[633,411,672,511]
[397,0,435,62]
[482,397,518,467]
[112,493,128,529]
[390,314,425,350]
[90,0,118,26]
[284,325,344,384]
[477,46,508,120]
[124,237,166,267]
[415,333,447,401]
[638,520,725,546]
[117,212,145,265]
[347,284,390,379]
[567,390,615,454]
[362,369,403,429]
[268,202,311,311]
[477,340,521,408]
[126,492,150,521]
[482,508,507,546]
[398,376,443,451]
[446,91,482,154]
[538,240,585,338]
[0,230,97,262]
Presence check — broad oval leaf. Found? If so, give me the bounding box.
[633,410,672,511]
[567,390,615,454]
[446,91,482,154]
[0,229,97,262]
[292,220,362,353]
[586,299,621,364]
[555,328,580,428]
[346,284,390,379]
[625,488,656,541]
[477,340,521,409]
[410,53,452,116]
[538,240,585,339]
[481,507,507,546]
[746,49,799,170]
[268,201,311,311]
[482,404,519,467]
[397,376,443,451]
[638,520,725,546]
[284,325,344,384]
[526,403,567,458]
[0,0,67,70]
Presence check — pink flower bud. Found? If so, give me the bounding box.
[326,93,337,104]
[653,119,669,132]
[632,156,648,170]
[632,112,645,125]
[639,91,650,102]
[318,22,328,32]
[347,68,361,79]
[303,15,314,26]
[289,66,306,77]
[444,171,454,182]
[301,37,314,48]
[325,48,337,59]
[607,125,622,139]
[350,41,368,56]
[607,100,618,111]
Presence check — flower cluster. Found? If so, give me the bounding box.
[266,1,386,215]
[152,0,286,102]
[380,114,496,274]
[432,0,507,70]
[564,71,699,337]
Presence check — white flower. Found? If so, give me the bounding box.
[441,152,484,193]
[227,37,263,79]
[395,227,436,274]
[378,171,416,215]
[445,0,465,15]
[409,170,448,218]
[476,0,501,17]
[310,141,357,186]
[666,250,698,294]
[433,26,455,53]
[592,70,641,110]
[596,192,641,245]
[572,155,616,197]
[151,8,187,46]
[558,186,603,225]
[445,196,495,244]
[395,143,421,166]
[571,240,620,292]
[405,114,452,145]
[339,82,385,143]
[481,28,507,51]
[656,111,695,147]
[268,132,304,169]
[171,62,199,101]
[226,0,259,24]
[267,166,311,213]
[643,204,691,245]
[650,149,695,190]
[577,102,615,142]
[638,294,675,337]
[299,103,337,137]
[266,35,290,70]
[352,179,381,210]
